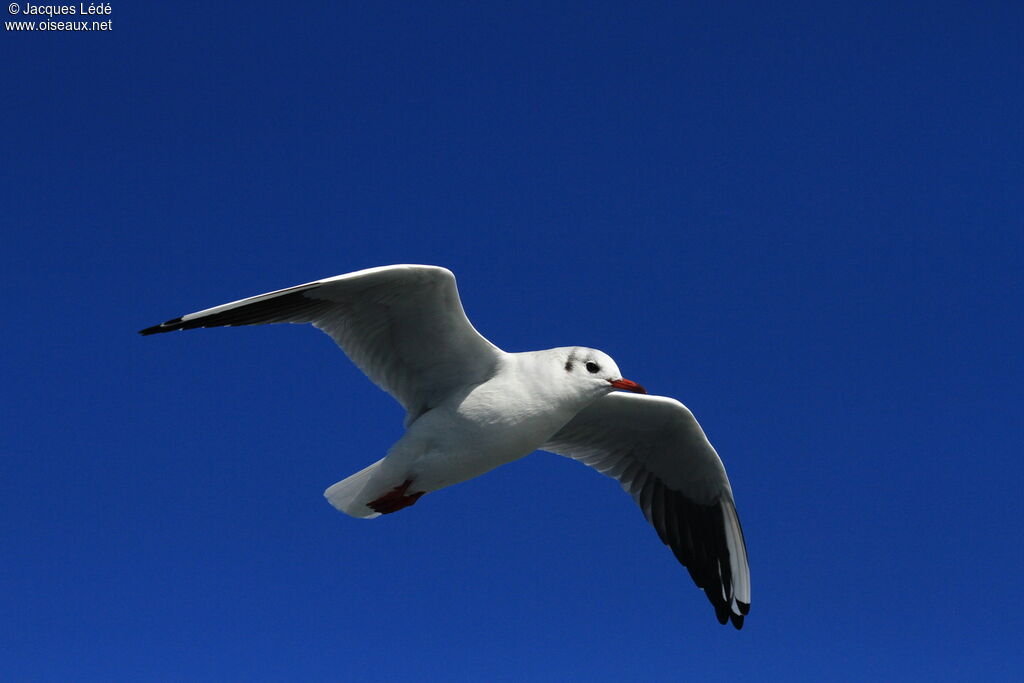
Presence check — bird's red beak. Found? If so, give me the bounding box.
[608,378,647,394]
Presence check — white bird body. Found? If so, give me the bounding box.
[338,348,615,508]
[141,265,751,628]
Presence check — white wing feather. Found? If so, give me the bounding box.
[140,265,503,422]
[542,392,750,628]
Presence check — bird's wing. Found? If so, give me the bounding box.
[541,392,750,628]
[140,265,503,421]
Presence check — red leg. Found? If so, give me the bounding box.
[367,479,426,514]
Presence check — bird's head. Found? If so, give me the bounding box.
[559,347,647,397]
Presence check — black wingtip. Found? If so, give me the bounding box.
[731,613,745,630]
[138,317,183,336]
[737,600,750,616]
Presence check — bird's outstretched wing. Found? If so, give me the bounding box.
[542,392,750,628]
[140,265,503,422]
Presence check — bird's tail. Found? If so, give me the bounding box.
[323,458,386,519]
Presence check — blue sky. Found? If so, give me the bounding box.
[3,2,1022,680]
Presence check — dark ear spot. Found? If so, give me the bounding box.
[564,360,573,372]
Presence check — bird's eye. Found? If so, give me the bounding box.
[585,361,600,374]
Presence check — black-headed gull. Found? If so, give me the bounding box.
[141,265,751,628]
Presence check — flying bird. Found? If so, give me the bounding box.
[140,265,750,628]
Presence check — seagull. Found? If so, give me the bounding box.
[140,264,751,628]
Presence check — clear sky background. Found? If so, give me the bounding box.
[3,2,1022,681]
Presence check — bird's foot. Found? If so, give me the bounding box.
[367,480,425,514]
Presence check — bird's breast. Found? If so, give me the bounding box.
[403,378,586,491]
[453,377,585,453]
